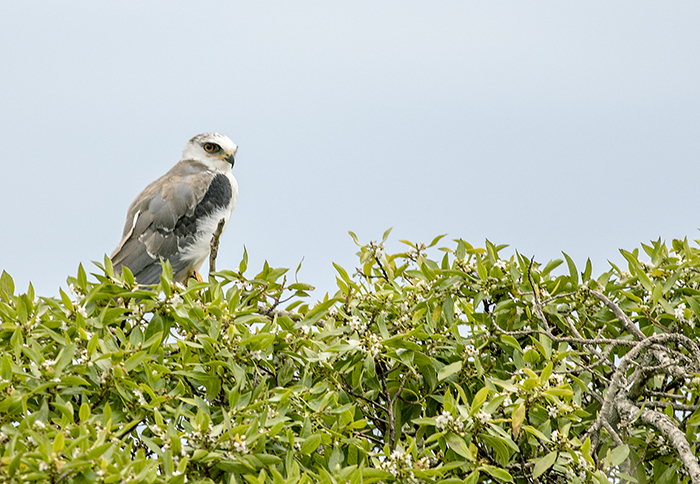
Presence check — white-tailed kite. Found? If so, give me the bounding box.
[110,133,238,285]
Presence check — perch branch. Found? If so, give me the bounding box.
[208,218,227,274]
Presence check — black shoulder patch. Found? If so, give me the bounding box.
[195,174,232,219]
[173,174,232,241]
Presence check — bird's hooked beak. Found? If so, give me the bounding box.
[224,151,235,167]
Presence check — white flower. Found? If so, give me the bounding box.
[415,280,429,293]
[494,260,507,270]
[391,449,412,467]
[76,348,89,364]
[300,325,311,335]
[361,333,382,357]
[233,435,248,453]
[372,244,385,259]
[76,305,88,318]
[475,410,490,425]
[675,303,687,321]
[547,405,559,418]
[38,461,49,471]
[500,393,512,407]
[349,316,368,333]
[33,420,46,430]
[250,350,263,360]
[435,410,454,431]
[464,345,478,358]
[133,389,147,406]
[550,373,565,386]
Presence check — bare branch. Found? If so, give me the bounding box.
[208,218,227,274]
[585,332,700,448]
[257,305,304,321]
[587,289,646,340]
[643,401,699,412]
[617,398,700,484]
[602,420,624,446]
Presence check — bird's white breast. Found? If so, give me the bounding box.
[180,171,238,272]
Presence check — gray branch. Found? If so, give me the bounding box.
[617,398,700,483]
[208,218,227,274]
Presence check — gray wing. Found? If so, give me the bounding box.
[110,160,215,285]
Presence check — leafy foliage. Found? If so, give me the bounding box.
[1,233,700,483]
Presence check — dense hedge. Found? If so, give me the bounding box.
[1,232,700,483]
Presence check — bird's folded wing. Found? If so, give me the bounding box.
[111,161,215,284]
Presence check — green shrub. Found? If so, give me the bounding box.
[1,232,700,483]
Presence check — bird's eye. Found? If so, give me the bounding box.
[203,143,218,153]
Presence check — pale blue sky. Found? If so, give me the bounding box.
[1,2,700,297]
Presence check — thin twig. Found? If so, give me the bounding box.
[208,218,226,274]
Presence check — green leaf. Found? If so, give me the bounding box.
[1,271,15,297]
[608,444,629,467]
[532,450,557,479]
[348,231,361,246]
[300,434,322,454]
[476,258,488,280]
[541,259,563,276]
[438,361,462,381]
[464,471,480,484]
[333,263,351,284]
[1,356,12,381]
[427,233,447,248]
[562,252,578,286]
[239,246,249,274]
[79,402,90,422]
[381,227,394,243]
[512,404,525,439]
[470,386,489,414]
[479,465,513,483]
[77,263,87,288]
[446,433,473,460]
[53,432,65,453]
[582,258,592,281]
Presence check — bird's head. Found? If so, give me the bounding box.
[182,132,237,172]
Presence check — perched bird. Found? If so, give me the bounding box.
[110,133,238,285]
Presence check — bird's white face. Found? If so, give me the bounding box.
[181,132,238,172]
